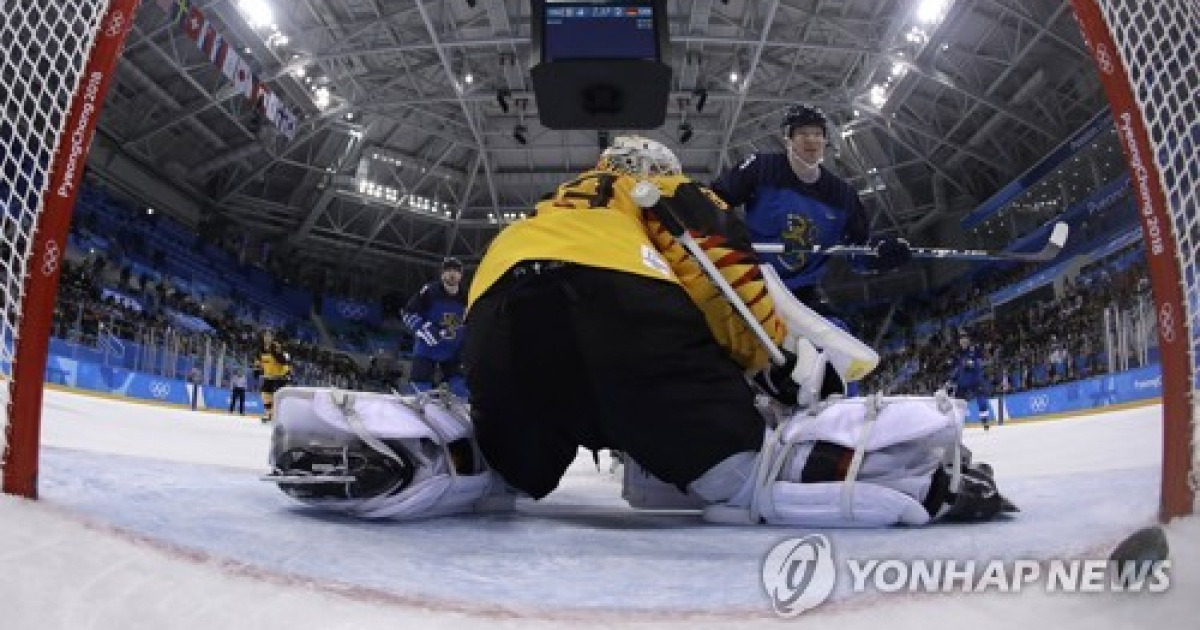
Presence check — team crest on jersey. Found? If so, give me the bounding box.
[440,312,463,340]
[779,214,817,271]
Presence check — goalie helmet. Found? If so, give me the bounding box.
[596,135,682,177]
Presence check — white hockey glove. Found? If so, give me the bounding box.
[416,322,440,347]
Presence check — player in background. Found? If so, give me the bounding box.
[255,330,292,424]
[949,331,992,430]
[401,257,468,397]
[709,104,912,313]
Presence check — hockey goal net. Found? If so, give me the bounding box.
[1069,0,1199,520]
[1,0,139,497]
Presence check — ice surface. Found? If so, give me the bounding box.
[1,389,1195,629]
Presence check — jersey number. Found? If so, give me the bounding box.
[559,173,617,209]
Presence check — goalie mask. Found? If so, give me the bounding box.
[596,135,682,177]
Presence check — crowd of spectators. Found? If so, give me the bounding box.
[51,253,366,392]
[860,247,1152,397]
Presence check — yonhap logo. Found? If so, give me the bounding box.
[761,534,836,617]
[759,532,1169,615]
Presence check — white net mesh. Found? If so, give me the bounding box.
[1090,0,1200,513]
[0,1,112,457]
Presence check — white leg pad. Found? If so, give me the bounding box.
[269,387,514,520]
[701,394,967,527]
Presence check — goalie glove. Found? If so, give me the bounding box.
[752,338,847,407]
[415,322,440,347]
[873,237,912,270]
[941,462,1019,522]
[753,349,801,406]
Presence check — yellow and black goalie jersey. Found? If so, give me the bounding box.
[469,170,785,371]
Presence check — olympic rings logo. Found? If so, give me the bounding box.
[41,239,61,277]
[1159,302,1177,343]
[1095,44,1114,75]
[1029,394,1050,414]
[104,11,126,38]
[338,301,369,319]
[149,381,171,399]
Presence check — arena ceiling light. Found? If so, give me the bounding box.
[237,0,273,30]
[916,0,953,25]
[869,84,888,107]
[313,86,331,108]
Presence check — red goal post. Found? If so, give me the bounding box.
[1069,0,1199,521]
[1,0,142,498]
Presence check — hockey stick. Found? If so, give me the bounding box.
[630,181,787,366]
[753,221,1070,263]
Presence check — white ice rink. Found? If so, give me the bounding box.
[1,388,1196,629]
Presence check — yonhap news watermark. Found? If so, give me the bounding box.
[762,534,1171,617]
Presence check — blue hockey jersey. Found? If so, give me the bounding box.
[951,344,987,388]
[711,153,871,291]
[402,281,467,362]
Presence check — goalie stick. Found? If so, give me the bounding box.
[753,221,1070,263]
[630,181,787,366]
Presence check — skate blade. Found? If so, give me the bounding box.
[260,473,357,484]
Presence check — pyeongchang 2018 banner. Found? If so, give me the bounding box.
[994,364,1161,421]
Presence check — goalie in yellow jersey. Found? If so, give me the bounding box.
[464,135,793,501]
[461,136,1014,526]
[263,137,1013,526]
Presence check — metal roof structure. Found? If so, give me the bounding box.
[89,0,1108,298]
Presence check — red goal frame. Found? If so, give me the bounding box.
[2,0,143,498]
[1069,0,1196,521]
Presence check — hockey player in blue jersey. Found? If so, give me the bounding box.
[949,331,993,430]
[710,104,912,308]
[401,257,468,397]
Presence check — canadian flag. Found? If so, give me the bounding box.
[251,82,271,112]
[182,6,205,42]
